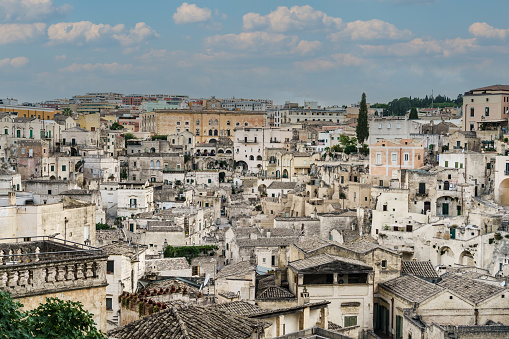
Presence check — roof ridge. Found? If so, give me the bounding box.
[171,304,191,338]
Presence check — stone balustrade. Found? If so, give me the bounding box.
[0,239,107,298]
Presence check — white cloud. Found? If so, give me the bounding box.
[293,40,322,55]
[0,0,71,22]
[47,21,124,43]
[137,49,168,61]
[0,23,46,44]
[243,5,342,32]
[113,22,159,46]
[360,38,477,57]
[294,53,364,72]
[173,3,212,24]
[55,54,66,61]
[206,31,298,50]
[59,62,132,73]
[469,22,509,39]
[0,57,29,68]
[330,19,412,41]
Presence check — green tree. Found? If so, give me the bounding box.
[110,122,123,130]
[0,291,105,339]
[356,93,369,145]
[0,291,29,339]
[26,297,105,338]
[96,223,112,230]
[409,107,419,120]
[123,133,136,147]
[62,108,73,116]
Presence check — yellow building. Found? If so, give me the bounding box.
[77,113,101,131]
[0,106,59,120]
[141,109,266,143]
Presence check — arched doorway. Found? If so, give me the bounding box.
[499,178,509,205]
[283,169,288,178]
[236,161,248,172]
[258,184,267,194]
[459,250,475,266]
[438,246,455,266]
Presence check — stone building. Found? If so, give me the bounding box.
[140,108,266,144]
[463,84,509,132]
[102,242,146,330]
[0,236,108,331]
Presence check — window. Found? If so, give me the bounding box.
[404,153,409,162]
[391,152,397,164]
[419,183,426,195]
[381,260,387,268]
[107,261,114,274]
[470,107,474,117]
[192,266,200,276]
[130,198,137,208]
[387,123,391,129]
[455,162,459,168]
[379,180,384,187]
[4,128,7,135]
[344,316,357,327]
[445,161,448,167]
[62,165,66,171]
[227,120,230,126]
[177,121,181,125]
[196,119,200,125]
[376,152,382,165]
[106,298,112,311]
[470,123,474,131]
[50,165,54,171]
[208,179,212,184]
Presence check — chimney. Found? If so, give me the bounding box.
[266,231,271,238]
[8,192,16,206]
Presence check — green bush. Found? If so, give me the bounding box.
[96,223,112,230]
[163,245,219,264]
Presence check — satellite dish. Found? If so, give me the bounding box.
[199,274,211,292]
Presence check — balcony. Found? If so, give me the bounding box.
[0,236,107,298]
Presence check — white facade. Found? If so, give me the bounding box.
[117,181,154,217]
[368,118,420,145]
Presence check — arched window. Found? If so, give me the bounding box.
[209,129,213,136]
[208,119,213,126]
[257,155,262,161]
[214,119,219,126]
[196,119,200,125]
[214,130,218,136]
[244,122,248,126]
[249,155,254,160]
[150,161,154,169]
[156,160,160,169]
[227,120,230,126]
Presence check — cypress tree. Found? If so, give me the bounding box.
[409,107,419,119]
[356,93,369,144]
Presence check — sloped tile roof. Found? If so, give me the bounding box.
[288,253,372,272]
[216,261,255,279]
[402,261,439,279]
[380,275,444,304]
[209,301,263,316]
[267,181,297,190]
[145,258,190,273]
[257,286,295,300]
[437,273,505,304]
[108,304,270,339]
[328,321,342,331]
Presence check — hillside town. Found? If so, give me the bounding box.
[1,85,509,339]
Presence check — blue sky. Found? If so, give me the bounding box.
[1,0,508,106]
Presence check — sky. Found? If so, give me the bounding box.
[0,0,508,106]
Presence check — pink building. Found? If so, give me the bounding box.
[369,139,425,178]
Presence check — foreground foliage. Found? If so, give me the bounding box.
[0,291,106,339]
